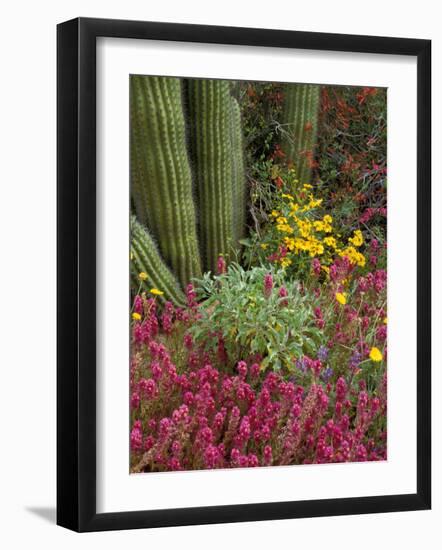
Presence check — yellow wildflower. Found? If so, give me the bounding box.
[296,219,312,238]
[283,237,296,251]
[276,223,294,234]
[323,236,337,248]
[280,257,292,268]
[339,246,366,267]
[150,288,164,296]
[132,312,141,321]
[303,198,323,212]
[271,210,279,218]
[349,229,364,247]
[282,193,294,200]
[369,347,383,362]
[322,215,333,233]
[294,238,309,252]
[383,317,388,324]
[260,243,268,250]
[306,239,324,256]
[138,272,148,281]
[355,252,366,267]
[313,220,325,232]
[335,292,347,305]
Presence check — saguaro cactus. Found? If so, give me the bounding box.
[130,217,186,306]
[229,97,246,248]
[130,75,202,287]
[187,79,246,272]
[281,84,320,185]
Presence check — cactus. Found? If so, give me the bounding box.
[130,217,186,306]
[130,75,202,287]
[229,97,246,247]
[187,79,246,272]
[281,83,320,185]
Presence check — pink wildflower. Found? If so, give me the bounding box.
[264,273,273,297]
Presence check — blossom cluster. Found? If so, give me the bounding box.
[130,291,387,473]
[258,171,367,276]
[128,82,388,475]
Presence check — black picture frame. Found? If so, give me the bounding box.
[57,17,431,532]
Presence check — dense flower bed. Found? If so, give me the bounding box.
[129,82,387,473]
[130,269,387,472]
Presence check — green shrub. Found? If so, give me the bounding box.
[191,263,323,373]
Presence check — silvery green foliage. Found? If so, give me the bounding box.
[191,263,323,372]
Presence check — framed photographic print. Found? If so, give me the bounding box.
[57,17,431,532]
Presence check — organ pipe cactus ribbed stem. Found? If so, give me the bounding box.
[130,75,202,287]
[229,97,246,247]
[130,217,186,307]
[281,84,320,185]
[187,79,242,273]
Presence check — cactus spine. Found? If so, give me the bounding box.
[131,217,186,306]
[229,97,246,247]
[187,79,245,273]
[281,84,320,185]
[130,75,202,287]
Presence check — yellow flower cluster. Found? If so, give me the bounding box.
[275,216,294,234]
[295,217,312,238]
[349,229,364,247]
[283,235,324,257]
[272,194,337,262]
[266,183,367,272]
[303,195,323,211]
[339,245,366,267]
[323,236,337,248]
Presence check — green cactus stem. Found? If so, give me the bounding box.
[130,217,186,307]
[229,97,246,248]
[187,79,245,273]
[281,83,320,185]
[130,75,202,287]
